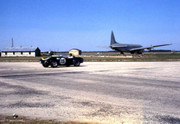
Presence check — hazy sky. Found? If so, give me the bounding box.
[0,0,180,51]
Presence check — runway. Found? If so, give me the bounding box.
[0,62,180,124]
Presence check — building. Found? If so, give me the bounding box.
[69,48,82,56]
[1,46,41,57]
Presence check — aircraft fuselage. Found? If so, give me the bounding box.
[110,43,142,52]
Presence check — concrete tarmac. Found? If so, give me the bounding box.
[0,62,180,124]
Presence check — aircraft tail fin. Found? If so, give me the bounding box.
[111,31,117,45]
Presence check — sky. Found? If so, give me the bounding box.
[0,0,180,51]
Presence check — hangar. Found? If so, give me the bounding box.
[1,46,41,57]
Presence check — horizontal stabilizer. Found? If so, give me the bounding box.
[110,44,128,48]
[97,46,110,49]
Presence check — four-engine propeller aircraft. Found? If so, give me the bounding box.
[110,31,171,54]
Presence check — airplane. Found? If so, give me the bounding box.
[110,31,171,54]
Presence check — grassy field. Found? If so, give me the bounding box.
[0,115,97,124]
[0,52,180,62]
[83,52,180,62]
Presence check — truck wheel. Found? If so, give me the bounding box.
[74,60,80,66]
[51,61,58,67]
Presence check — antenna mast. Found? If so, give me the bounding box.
[12,38,14,47]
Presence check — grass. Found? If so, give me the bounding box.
[83,52,180,62]
[0,53,180,62]
[0,56,48,62]
[0,115,97,124]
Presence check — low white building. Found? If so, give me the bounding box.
[1,46,41,57]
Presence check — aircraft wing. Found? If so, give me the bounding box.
[130,44,171,51]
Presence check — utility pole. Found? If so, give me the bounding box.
[12,38,14,47]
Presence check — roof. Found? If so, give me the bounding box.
[1,47,40,52]
[69,48,81,51]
